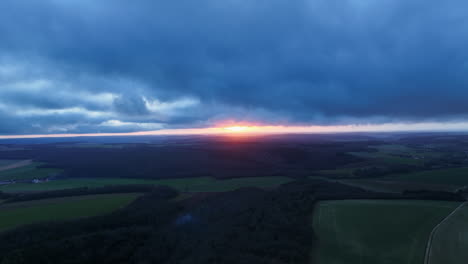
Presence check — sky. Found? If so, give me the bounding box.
[1,0,468,136]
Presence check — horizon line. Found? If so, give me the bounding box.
[1,121,468,139]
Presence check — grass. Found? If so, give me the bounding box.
[0,193,141,232]
[386,167,468,186]
[0,163,62,181]
[428,202,468,264]
[0,176,292,193]
[312,200,459,264]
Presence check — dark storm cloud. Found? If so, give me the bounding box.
[1,0,468,134]
[113,95,149,116]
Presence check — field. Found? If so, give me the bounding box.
[0,193,141,232]
[338,179,459,193]
[386,167,468,186]
[371,144,413,153]
[349,151,423,165]
[372,144,445,158]
[0,176,292,193]
[317,167,358,178]
[348,144,446,166]
[426,202,468,264]
[348,144,424,165]
[312,200,459,264]
[0,146,26,152]
[0,137,365,179]
[0,160,20,167]
[0,159,32,171]
[0,162,62,181]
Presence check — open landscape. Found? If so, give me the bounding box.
[1,1,467,262]
[0,133,468,263]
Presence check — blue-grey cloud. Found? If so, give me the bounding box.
[1,0,468,134]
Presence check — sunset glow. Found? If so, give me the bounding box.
[2,122,468,139]
[223,126,251,133]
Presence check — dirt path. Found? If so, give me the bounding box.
[423,202,467,264]
[0,160,33,172]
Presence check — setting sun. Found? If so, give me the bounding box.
[223,126,250,132]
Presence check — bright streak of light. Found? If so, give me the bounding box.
[2,122,468,139]
[223,126,250,132]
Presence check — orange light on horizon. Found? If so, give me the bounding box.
[223,126,250,133]
[3,122,468,139]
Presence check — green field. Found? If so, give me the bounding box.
[0,193,140,232]
[386,167,468,186]
[0,176,292,193]
[427,202,468,264]
[0,162,62,181]
[312,200,459,264]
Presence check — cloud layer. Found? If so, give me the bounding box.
[1,0,468,134]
